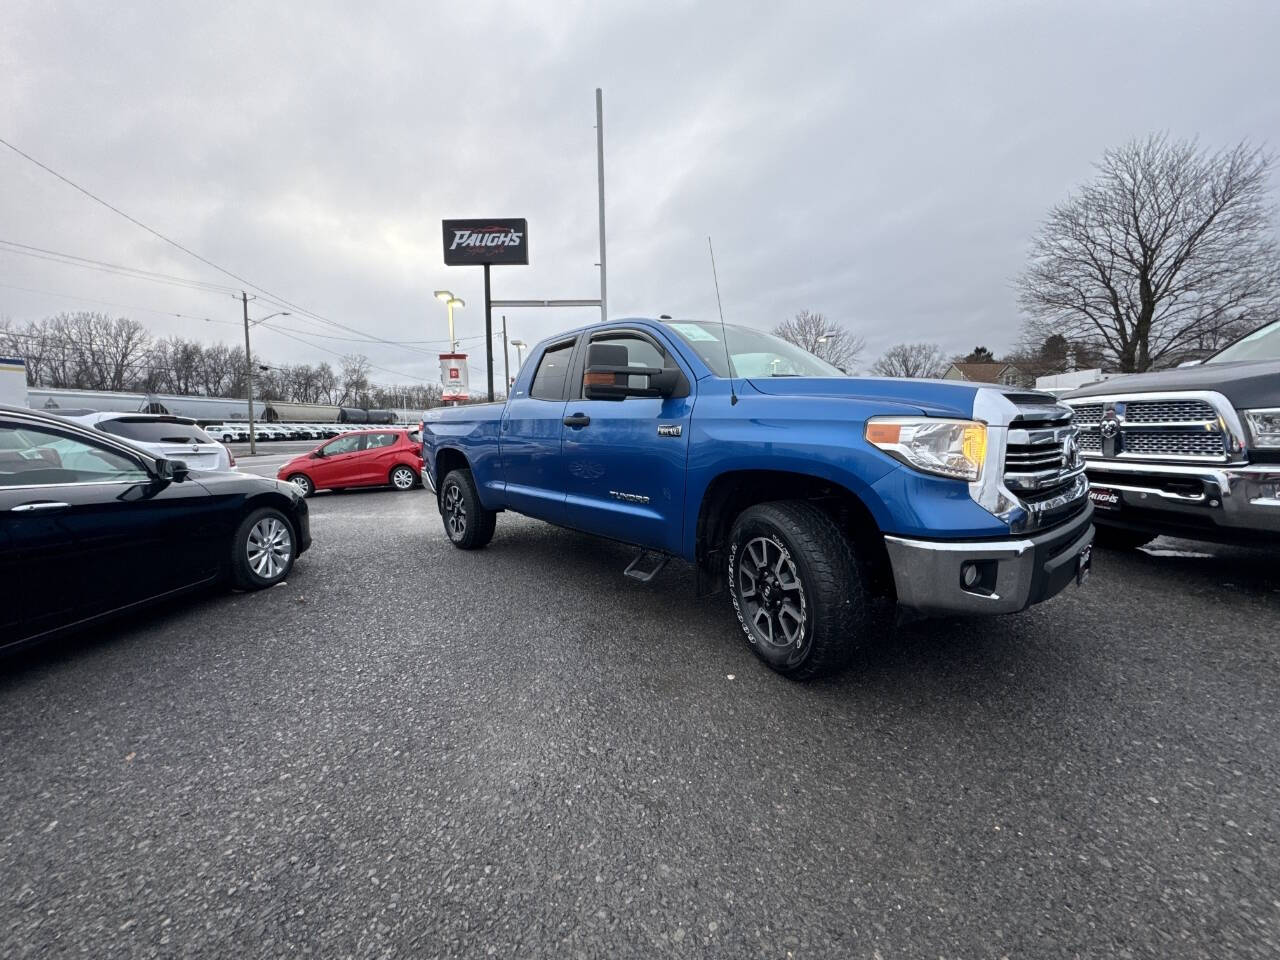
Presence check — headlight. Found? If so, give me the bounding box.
[865,417,987,481]
[1243,408,1280,448]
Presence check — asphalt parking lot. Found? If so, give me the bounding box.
[2,485,1278,958]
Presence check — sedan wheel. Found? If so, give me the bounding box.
[390,465,416,491]
[231,508,297,590]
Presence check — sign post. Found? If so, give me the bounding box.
[442,218,528,402]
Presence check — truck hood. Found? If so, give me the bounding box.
[1063,359,1280,410]
[744,376,1032,419]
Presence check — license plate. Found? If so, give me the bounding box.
[1088,486,1122,511]
[1077,544,1092,586]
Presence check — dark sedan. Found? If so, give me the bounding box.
[0,404,311,650]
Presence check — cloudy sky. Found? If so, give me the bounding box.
[3,0,1279,388]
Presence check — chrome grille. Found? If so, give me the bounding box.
[1064,391,1239,463]
[1070,403,1103,426]
[1122,399,1217,424]
[1121,431,1225,458]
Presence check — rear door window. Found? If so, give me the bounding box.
[366,432,397,449]
[530,341,576,401]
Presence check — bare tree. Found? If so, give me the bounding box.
[772,310,865,371]
[1017,135,1280,372]
[870,342,946,378]
[339,354,372,407]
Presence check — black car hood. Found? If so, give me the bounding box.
[1064,359,1280,410]
[189,469,300,500]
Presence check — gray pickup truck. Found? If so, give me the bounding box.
[1062,319,1280,548]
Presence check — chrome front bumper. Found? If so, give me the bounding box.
[1082,460,1280,537]
[884,505,1094,617]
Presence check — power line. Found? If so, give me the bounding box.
[257,321,433,383]
[0,137,443,360]
[0,239,240,296]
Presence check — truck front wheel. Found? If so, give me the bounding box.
[727,501,872,680]
[439,468,496,549]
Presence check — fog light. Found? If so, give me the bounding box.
[962,562,980,588]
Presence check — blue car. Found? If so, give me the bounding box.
[422,318,1094,679]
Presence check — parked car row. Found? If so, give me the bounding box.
[204,422,345,443]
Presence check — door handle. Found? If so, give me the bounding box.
[11,501,70,512]
[563,414,591,428]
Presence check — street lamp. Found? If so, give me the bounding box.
[240,301,290,456]
[510,339,527,371]
[434,290,465,352]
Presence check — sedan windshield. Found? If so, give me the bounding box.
[1206,319,1280,364]
[663,320,846,378]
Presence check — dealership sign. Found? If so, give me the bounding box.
[439,353,470,401]
[442,218,529,267]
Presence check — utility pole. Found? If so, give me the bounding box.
[501,314,510,397]
[241,290,256,456]
[595,87,607,323]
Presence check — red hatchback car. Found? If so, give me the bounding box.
[277,428,423,497]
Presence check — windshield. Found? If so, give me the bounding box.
[1206,320,1280,364]
[663,320,846,378]
[97,418,214,444]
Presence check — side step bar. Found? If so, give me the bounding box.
[623,550,669,582]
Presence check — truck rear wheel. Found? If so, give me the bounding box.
[440,468,496,549]
[727,501,871,680]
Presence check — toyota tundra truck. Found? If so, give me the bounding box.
[1062,319,1280,550]
[422,318,1094,679]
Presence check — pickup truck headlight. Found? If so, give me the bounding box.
[1243,408,1280,448]
[865,417,987,481]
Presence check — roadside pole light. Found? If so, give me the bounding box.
[434,290,465,352]
[510,339,527,371]
[240,303,290,457]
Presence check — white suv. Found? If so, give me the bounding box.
[60,412,235,472]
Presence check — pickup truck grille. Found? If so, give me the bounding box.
[1001,401,1087,527]
[1064,392,1236,463]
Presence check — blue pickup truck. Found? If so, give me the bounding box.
[421,318,1094,679]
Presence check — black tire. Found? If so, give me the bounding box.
[231,507,297,590]
[1093,523,1156,551]
[439,468,496,549]
[286,473,315,497]
[389,464,417,492]
[727,501,873,680]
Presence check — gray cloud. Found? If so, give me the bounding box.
[3,0,1278,386]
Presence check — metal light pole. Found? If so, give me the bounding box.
[501,315,510,396]
[434,290,465,351]
[595,87,607,323]
[240,290,289,457]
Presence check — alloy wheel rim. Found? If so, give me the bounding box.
[737,536,806,650]
[290,475,311,495]
[247,517,292,581]
[393,468,414,489]
[444,483,466,538]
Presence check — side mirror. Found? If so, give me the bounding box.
[153,458,190,482]
[311,449,325,458]
[583,343,678,401]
